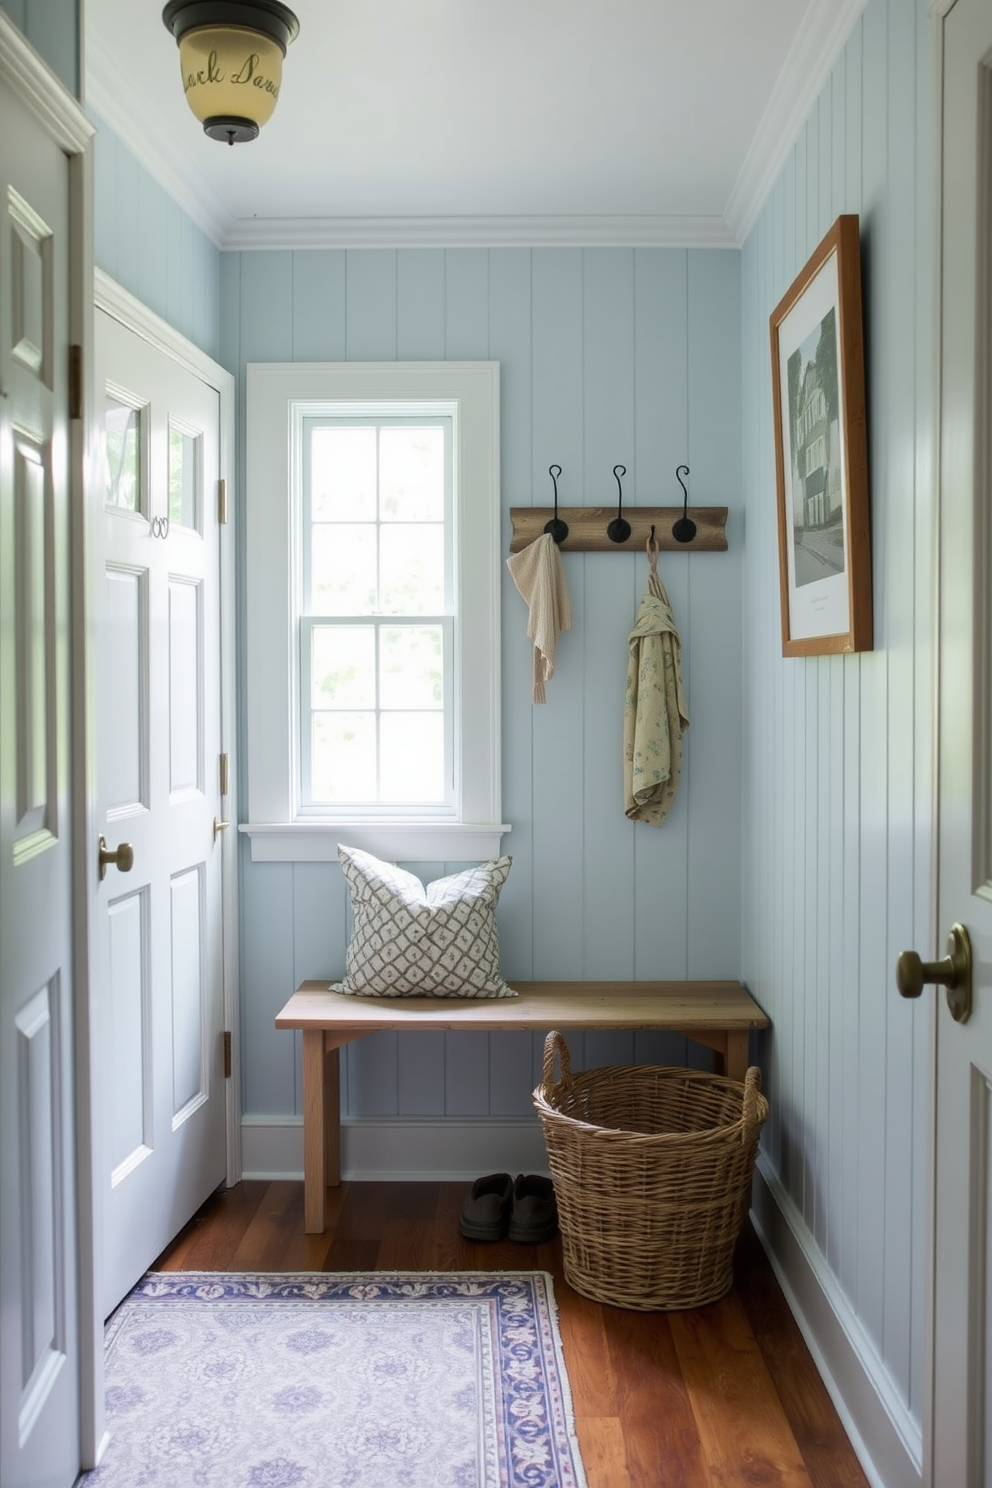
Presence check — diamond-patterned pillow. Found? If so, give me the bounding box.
[333,844,517,998]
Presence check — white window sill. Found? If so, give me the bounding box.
[240,822,512,863]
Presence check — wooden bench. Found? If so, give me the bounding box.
[275,979,769,1232]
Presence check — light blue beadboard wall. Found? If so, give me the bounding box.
[741,0,932,1450]
[222,246,744,1126]
[89,111,222,363]
[0,0,78,94]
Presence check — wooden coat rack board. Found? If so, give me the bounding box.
[508,507,728,554]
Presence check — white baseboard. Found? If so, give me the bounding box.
[240,1115,550,1183]
[751,1157,923,1488]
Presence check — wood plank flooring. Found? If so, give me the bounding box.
[156,1179,869,1488]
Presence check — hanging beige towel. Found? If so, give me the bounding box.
[624,571,689,825]
[507,532,572,703]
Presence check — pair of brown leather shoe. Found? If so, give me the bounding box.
[458,1172,558,1243]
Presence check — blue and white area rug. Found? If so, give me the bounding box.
[81,1271,588,1488]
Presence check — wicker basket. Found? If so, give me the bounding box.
[533,1030,768,1311]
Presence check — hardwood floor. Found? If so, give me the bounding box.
[156,1179,869,1488]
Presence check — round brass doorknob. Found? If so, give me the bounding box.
[98,834,134,882]
[896,922,972,1023]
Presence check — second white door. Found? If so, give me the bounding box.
[94,308,228,1318]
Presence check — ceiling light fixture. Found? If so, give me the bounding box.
[162,0,300,146]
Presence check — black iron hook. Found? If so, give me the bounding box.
[607,464,631,544]
[543,464,569,544]
[672,463,696,544]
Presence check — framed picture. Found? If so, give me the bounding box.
[769,214,872,656]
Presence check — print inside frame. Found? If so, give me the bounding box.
[769,213,872,656]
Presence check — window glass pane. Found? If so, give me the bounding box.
[379,426,444,521]
[105,397,141,512]
[380,525,444,614]
[311,426,376,520]
[311,712,376,802]
[312,626,376,709]
[379,626,443,710]
[379,713,444,802]
[168,423,199,528]
[312,524,377,613]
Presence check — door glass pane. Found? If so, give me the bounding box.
[168,422,199,529]
[311,426,376,520]
[379,626,443,710]
[379,713,444,802]
[105,396,142,512]
[311,626,376,709]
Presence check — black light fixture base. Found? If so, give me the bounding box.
[162,0,300,52]
[203,114,259,144]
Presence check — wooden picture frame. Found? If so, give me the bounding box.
[769,214,872,656]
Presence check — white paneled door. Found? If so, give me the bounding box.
[931,1,992,1482]
[0,75,80,1488]
[94,309,227,1318]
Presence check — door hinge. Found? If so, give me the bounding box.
[69,344,82,420]
[218,478,228,525]
[223,1030,232,1079]
[220,752,229,797]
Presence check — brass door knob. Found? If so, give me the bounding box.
[98,834,134,882]
[213,817,230,842]
[896,922,972,1023]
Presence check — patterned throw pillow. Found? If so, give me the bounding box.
[333,844,517,998]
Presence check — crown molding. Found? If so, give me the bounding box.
[724,0,869,246]
[0,9,93,155]
[926,0,954,16]
[222,212,737,251]
[85,29,229,247]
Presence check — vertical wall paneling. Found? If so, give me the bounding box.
[490,248,534,982]
[444,249,489,360]
[345,250,397,360]
[529,249,587,979]
[741,1,932,1475]
[881,0,918,1396]
[855,0,890,1352]
[684,250,742,980]
[580,249,636,984]
[90,113,222,362]
[241,863,296,1115]
[290,251,346,362]
[397,250,445,361]
[632,250,691,982]
[233,241,743,1127]
[136,172,168,332]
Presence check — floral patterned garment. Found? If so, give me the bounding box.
[623,571,689,826]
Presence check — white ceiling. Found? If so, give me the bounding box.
[84,0,865,251]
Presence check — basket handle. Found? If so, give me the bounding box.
[542,1030,573,1089]
[742,1065,763,1136]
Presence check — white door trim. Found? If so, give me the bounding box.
[0,9,102,1475]
[93,268,241,1191]
[922,6,946,1484]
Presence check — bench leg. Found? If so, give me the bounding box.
[324,1045,341,1187]
[725,1031,750,1084]
[303,1031,341,1232]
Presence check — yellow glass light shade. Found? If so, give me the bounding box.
[163,1,299,144]
[178,25,283,132]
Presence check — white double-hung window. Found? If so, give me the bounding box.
[244,363,505,863]
[301,414,453,811]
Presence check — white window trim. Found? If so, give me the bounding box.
[243,361,508,863]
